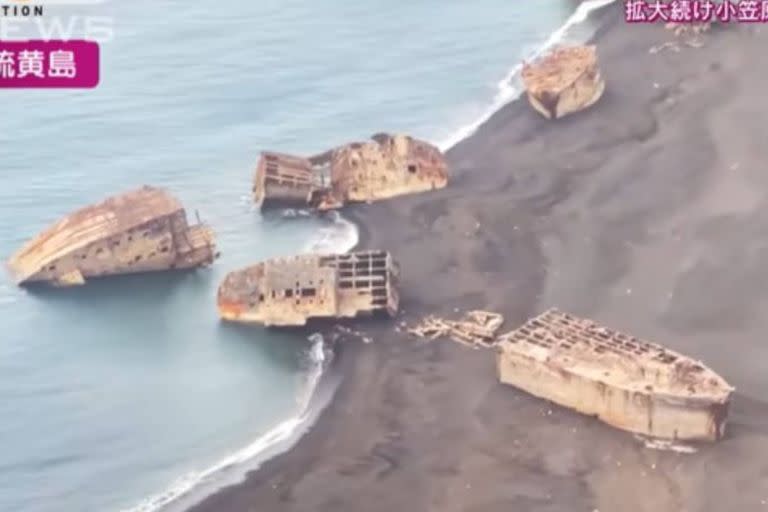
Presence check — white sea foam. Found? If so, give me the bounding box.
[120,334,331,512]
[123,3,617,511]
[437,0,619,152]
[302,210,359,255]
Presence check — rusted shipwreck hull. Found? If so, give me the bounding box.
[521,45,605,119]
[496,309,733,442]
[7,186,218,287]
[253,133,448,210]
[217,250,399,327]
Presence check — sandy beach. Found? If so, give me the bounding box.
[189,5,768,511]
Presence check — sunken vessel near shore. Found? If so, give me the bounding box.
[7,186,218,287]
[217,250,399,327]
[252,133,448,210]
[521,44,605,119]
[496,309,733,442]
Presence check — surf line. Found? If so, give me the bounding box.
[121,335,331,512]
[122,1,620,510]
[438,0,619,152]
[121,217,355,512]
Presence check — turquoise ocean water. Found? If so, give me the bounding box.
[0,1,612,510]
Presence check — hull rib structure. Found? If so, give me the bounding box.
[217,250,400,327]
[496,309,733,441]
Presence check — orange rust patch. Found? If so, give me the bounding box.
[218,301,245,317]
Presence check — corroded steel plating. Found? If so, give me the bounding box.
[7,186,217,286]
[253,133,448,210]
[496,309,734,441]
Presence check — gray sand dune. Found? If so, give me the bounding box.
[190,10,768,512]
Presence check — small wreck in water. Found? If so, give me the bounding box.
[253,133,448,210]
[217,250,399,327]
[496,309,733,442]
[521,45,605,119]
[7,186,218,287]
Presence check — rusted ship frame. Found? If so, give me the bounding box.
[253,151,329,209]
[496,309,733,442]
[521,45,605,120]
[7,186,217,287]
[217,250,399,327]
[253,133,448,211]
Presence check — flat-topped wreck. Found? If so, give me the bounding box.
[217,250,399,327]
[253,133,448,210]
[521,45,605,119]
[7,186,217,287]
[496,309,733,442]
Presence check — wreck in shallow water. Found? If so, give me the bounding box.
[253,133,448,210]
[7,186,217,287]
[496,309,733,442]
[217,250,399,327]
[521,45,605,119]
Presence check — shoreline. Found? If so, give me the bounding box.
[173,4,614,509]
[190,5,768,512]
[163,332,357,512]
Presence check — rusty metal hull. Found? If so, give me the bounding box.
[496,348,729,441]
[252,134,448,211]
[252,152,320,209]
[522,45,605,120]
[495,310,733,442]
[526,71,605,120]
[217,250,399,327]
[7,186,217,287]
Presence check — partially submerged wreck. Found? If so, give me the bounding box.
[253,133,448,210]
[217,250,399,327]
[521,45,605,119]
[7,186,217,287]
[496,309,733,442]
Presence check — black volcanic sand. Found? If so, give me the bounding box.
[190,9,768,512]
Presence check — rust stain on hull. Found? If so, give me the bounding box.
[495,309,734,442]
[521,45,605,120]
[252,133,448,211]
[7,186,218,287]
[217,250,400,327]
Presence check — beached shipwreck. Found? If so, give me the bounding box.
[253,133,448,210]
[7,186,218,287]
[217,250,399,327]
[495,309,734,442]
[521,45,605,119]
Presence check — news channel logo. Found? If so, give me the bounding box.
[1,0,113,42]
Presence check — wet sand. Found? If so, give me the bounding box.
[190,7,768,512]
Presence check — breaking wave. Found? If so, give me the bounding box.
[303,210,360,255]
[121,2,617,511]
[437,0,618,152]
[120,334,332,512]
